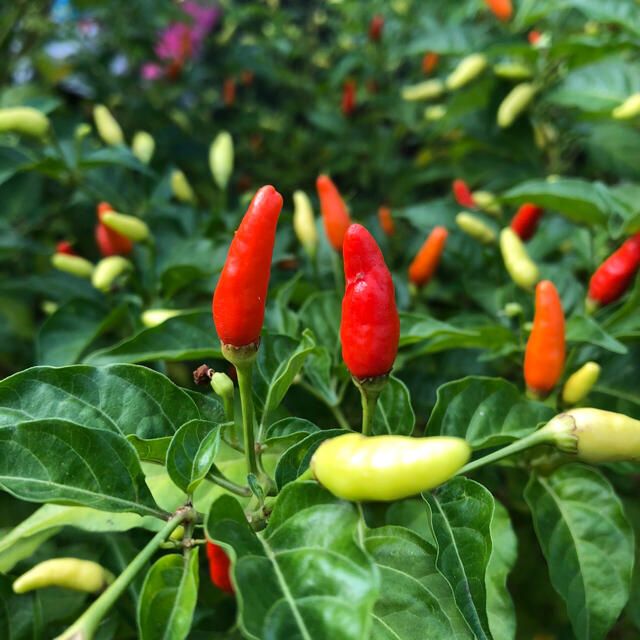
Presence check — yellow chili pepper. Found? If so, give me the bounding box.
[209,131,234,189]
[13,558,114,594]
[456,212,496,243]
[51,253,94,279]
[131,131,155,164]
[171,169,196,204]
[311,433,471,501]
[493,62,533,80]
[141,309,183,328]
[424,105,447,121]
[92,104,124,146]
[293,190,318,258]
[612,93,640,119]
[561,362,600,405]
[101,211,150,242]
[445,53,487,90]
[0,107,50,138]
[92,256,132,292]
[401,79,444,101]
[497,83,536,128]
[472,190,502,216]
[499,227,539,289]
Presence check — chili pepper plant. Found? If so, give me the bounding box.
[0,1,640,639]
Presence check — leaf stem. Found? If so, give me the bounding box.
[54,507,192,640]
[206,470,252,497]
[235,361,258,477]
[296,379,350,429]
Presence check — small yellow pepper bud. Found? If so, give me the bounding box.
[493,62,533,80]
[499,227,539,289]
[0,107,50,138]
[424,105,446,121]
[293,190,318,258]
[401,79,444,101]
[51,253,94,279]
[209,131,234,189]
[445,53,487,90]
[612,93,640,119]
[92,104,124,146]
[131,130,155,164]
[311,433,471,501]
[561,362,600,405]
[504,302,523,317]
[456,212,496,244]
[497,83,536,128]
[471,190,502,216]
[141,309,182,328]
[92,256,132,292]
[171,169,196,204]
[101,211,150,242]
[74,123,91,140]
[13,558,114,594]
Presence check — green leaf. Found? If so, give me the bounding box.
[303,346,339,406]
[137,550,199,640]
[524,464,634,640]
[565,315,627,354]
[426,376,555,448]
[36,300,128,366]
[424,478,496,640]
[0,146,37,186]
[399,313,478,347]
[372,376,415,436]
[80,146,155,176]
[298,292,341,355]
[0,503,162,572]
[501,178,610,225]
[264,417,320,449]
[85,310,220,365]
[384,499,435,545]
[274,429,348,490]
[567,0,640,37]
[365,525,474,639]
[166,420,221,494]
[485,501,517,640]
[127,435,172,465]
[255,330,315,419]
[0,419,163,517]
[206,482,379,640]
[0,364,203,439]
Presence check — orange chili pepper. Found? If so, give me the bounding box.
[421,52,439,75]
[408,226,448,287]
[378,206,394,236]
[524,280,565,397]
[485,0,512,21]
[316,175,352,251]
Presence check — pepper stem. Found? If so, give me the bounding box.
[353,374,389,437]
[54,507,192,640]
[221,342,259,477]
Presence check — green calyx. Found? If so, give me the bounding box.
[221,341,259,368]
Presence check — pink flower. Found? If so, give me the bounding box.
[141,63,165,80]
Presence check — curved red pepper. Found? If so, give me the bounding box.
[212,185,283,347]
[56,241,77,256]
[452,179,475,208]
[588,233,640,306]
[341,224,399,379]
[341,79,357,116]
[95,202,133,256]
[316,175,352,251]
[510,203,543,241]
[369,14,384,42]
[206,542,233,593]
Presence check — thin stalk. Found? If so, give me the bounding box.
[457,429,554,475]
[296,380,351,430]
[54,508,191,640]
[206,470,252,497]
[353,375,388,437]
[236,362,258,476]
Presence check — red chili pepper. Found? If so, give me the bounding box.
[378,206,394,236]
[56,241,77,256]
[528,30,541,44]
[510,203,543,241]
[588,233,640,306]
[94,202,133,256]
[524,280,565,396]
[341,79,357,116]
[369,14,384,42]
[223,77,236,107]
[485,0,513,21]
[212,185,283,347]
[241,69,254,86]
[316,175,352,251]
[341,224,399,379]
[452,179,476,208]
[206,542,233,593]
[421,52,439,75]
[408,226,448,287]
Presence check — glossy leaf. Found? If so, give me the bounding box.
[372,375,415,436]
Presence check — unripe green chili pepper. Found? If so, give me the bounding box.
[456,212,496,243]
[211,372,235,423]
[612,93,640,119]
[293,189,318,258]
[131,131,155,164]
[13,558,114,594]
[541,408,640,463]
[500,227,539,289]
[213,185,283,347]
[497,83,536,128]
[424,105,446,121]
[504,302,523,317]
[401,79,444,101]
[493,62,533,80]
[92,256,132,292]
[445,53,487,90]
[101,211,149,242]
[311,433,471,501]
[0,107,50,138]
[561,362,600,405]
[171,169,196,204]
[92,104,124,146]
[51,252,94,279]
[209,131,234,189]
[141,309,182,327]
